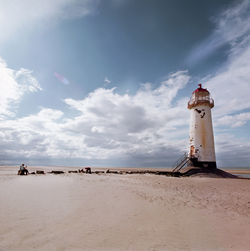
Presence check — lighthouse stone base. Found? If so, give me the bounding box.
[189,158,217,169]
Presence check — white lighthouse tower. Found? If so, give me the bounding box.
[188,84,216,169]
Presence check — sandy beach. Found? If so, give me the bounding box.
[0,166,250,251]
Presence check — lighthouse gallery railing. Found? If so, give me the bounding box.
[188,97,214,109]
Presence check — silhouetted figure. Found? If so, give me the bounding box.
[18,164,29,175]
[85,167,92,174]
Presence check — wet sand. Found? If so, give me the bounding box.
[0,166,250,251]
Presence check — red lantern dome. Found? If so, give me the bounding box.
[192,84,209,94]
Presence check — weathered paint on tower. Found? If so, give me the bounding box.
[188,84,216,168]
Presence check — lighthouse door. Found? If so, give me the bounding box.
[190,145,195,157]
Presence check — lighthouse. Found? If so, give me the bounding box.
[188,84,216,169]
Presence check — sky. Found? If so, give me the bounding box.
[0,0,250,168]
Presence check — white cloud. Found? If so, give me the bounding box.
[215,0,250,45]
[0,71,190,166]
[0,0,99,44]
[104,77,111,85]
[216,112,250,128]
[187,0,250,64]
[0,57,42,118]
[205,42,250,119]
[215,132,250,166]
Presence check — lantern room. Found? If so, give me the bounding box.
[188,84,214,109]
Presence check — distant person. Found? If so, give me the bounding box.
[18,164,28,175]
[85,167,92,174]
